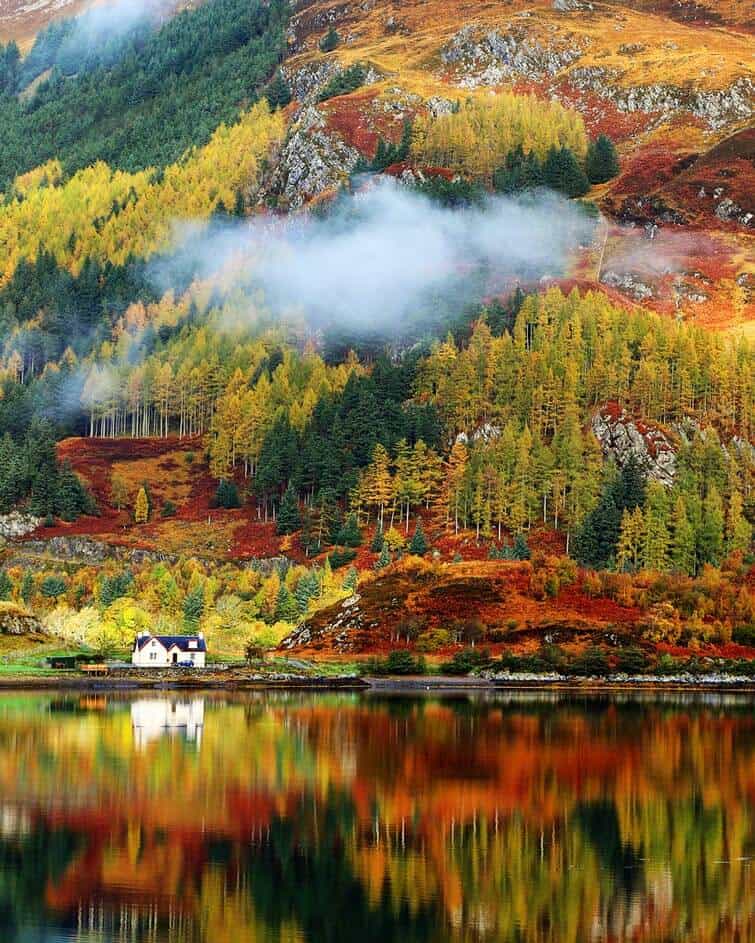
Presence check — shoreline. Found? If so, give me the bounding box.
[0,673,752,693]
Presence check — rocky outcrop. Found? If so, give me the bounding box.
[569,68,753,130]
[285,61,339,103]
[0,603,44,637]
[441,25,583,86]
[0,512,41,540]
[600,270,656,302]
[280,593,368,653]
[267,105,361,210]
[591,406,677,486]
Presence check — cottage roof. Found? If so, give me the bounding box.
[134,634,207,653]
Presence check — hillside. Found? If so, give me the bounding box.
[278,0,754,329]
[0,0,751,668]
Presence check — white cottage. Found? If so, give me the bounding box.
[132,632,207,668]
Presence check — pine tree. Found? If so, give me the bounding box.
[641,482,670,572]
[275,585,300,622]
[215,479,241,509]
[375,544,391,570]
[21,571,34,605]
[543,146,590,198]
[0,571,11,600]
[183,586,204,630]
[409,519,428,555]
[370,524,384,553]
[277,485,302,535]
[585,135,620,184]
[134,486,149,524]
[726,490,752,555]
[319,25,340,52]
[699,486,725,566]
[670,495,695,574]
[266,70,292,110]
[337,513,363,547]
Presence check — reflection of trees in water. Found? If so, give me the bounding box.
[0,695,752,941]
[0,826,81,937]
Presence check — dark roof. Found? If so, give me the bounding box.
[134,635,207,653]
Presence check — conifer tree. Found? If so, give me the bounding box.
[275,584,300,622]
[699,486,725,566]
[277,485,302,535]
[266,69,292,110]
[409,519,428,555]
[337,513,363,548]
[0,571,11,601]
[370,524,384,553]
[585,135,620,184]
[183,586,204,630]
[375,544,391,570]
[543,146,590,198]
[670,496,695,574]
[726,490,752,555]
[319,25,340,52]
[641,482,670,572]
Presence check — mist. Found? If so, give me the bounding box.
[54,0,177,73]
[156,180,596,335]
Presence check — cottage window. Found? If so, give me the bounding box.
[189,641,197,649]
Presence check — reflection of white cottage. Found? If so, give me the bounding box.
[131,699,205,749]
[132,632,207,668]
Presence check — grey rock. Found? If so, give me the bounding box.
[0,512,41,539]
[601,270,655,301]
[441,24,582,86]
[591,407,677,486]
[268,105,361,210]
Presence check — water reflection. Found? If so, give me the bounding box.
[0,691,751,942]
[131,698,205,750]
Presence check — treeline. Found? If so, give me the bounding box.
[0,420,94,520]
[0,102,284,285]
[0,0,287,187]
[411,93,588,178]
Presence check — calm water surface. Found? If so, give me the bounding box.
[0,691,752,942]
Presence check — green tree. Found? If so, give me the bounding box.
[183,586,204,630]
[277,485,302,535]
[319,25,340,52]
[275,584,300,622]
[409,519,428,555]
[585,134,619,184]
[543,146,590,198]
[699,486,725,566]
[642,482,670,572]
[215,479,241,509]
[266,69,291,109]
[0,571,12,600]
[337,513,363,547]
[670,495,695,574]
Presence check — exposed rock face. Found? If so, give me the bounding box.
[591,406,677,486]
[0,604,44,637]
[281,593,366,653]
[0,512,41,540]
[714,198,753,227]
[570,69,753,130]
[441,25,582,86]
[10,536,176,570]
[285,61,339,103]
[553,0,593,10]
[268,105,361,210]
[600,270,655,302]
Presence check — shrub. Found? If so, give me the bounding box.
[416,628,452,653]
[318,63,367,102]
[568,646,610,676]
[441,647,494,675]
[161,500,177,518]
[733,624,755,646]
[365,650,426,676]
[616,647,649,674]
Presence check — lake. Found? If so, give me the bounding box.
[0,690,752,942]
